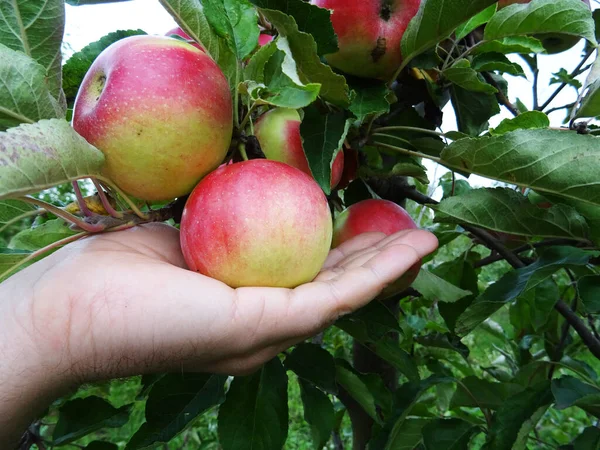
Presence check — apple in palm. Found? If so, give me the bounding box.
[254,108,344,190]
[333,199,420,296]
[73,35,232,201]
[180,160,333,288]
[311,0,421,80]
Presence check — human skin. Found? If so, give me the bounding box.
[333,199,421,295]
[312,0,421,80]
[180,160,333,288]
[0,223,438,446]
[72,35,232,201]
[254,108,344,189]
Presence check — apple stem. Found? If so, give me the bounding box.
[72,180,93,217]
[239,102,258,131]
[94,176,150,220]
[370,141,442,164]
[92,179,124,219]
[372,126,444,137]
[18,196,107,233]
[239,143,249,161]
[0,231,90,281]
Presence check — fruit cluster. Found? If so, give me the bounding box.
[72,1,425,292]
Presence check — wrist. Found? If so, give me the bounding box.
[0,266,74,447]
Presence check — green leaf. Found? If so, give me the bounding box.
[489,111,549,135]
[9,219,77,251]
[126,373,226,449]
[440,129,600,207]
[484,382,552,450]
[484,0,597,48]
[416,333,470,359]
[578,275,600,313]
[451,376,523,410]
[0,199,36,228]
[335,360,386,423]
[0,119,105,200]
[444,60,498,94]
[242,48,320,108]
[158,0,239,92]
[471,53,525,77]
[400,0,497,66]
[384,418,430,450]
[450,84,500,136]
[455,4,496,41]
[509,278,560,333]
[435,257,478,332]
[249,0,338,56]
[348,81,391,125]
[474,36,545,55]
[203,0,259,60]
[0,248,31,276]
[65,0,132,4]
[284,343,336,393]
[552,376,600,418]
[576,53,600,119]
[245,41,277,83]
[456,246,598,335]
[550,67,582,89]
[298,379,334,450]
[423,418,478,450]
[218,358,288,450]
[0,0,66,103]
[52,396,131,446]
[567,427,600,450]
[373,376,454,450]
[335,300,400,342]
[257,7,349,107]
[300,104,348,194]
[434,188,590,240]
[62,30,147,104]
[0,44,62,130]
[412,269,472,304]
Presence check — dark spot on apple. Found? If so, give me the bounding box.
[371,37,387,62]
[379,0,393,20]
[137,129,143,136]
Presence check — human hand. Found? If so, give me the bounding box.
[0,223,437,444]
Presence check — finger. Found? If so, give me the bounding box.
[321,232,386,269]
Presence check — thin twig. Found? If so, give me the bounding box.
[94,175,149,220]
[555,300,600,360]
[371,141,441,163]
[539,51,594,112]
[533,56,540,110]
[92,179,123,218]
[18,196,106,233]
[482,72,519,117]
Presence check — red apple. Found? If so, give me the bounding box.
[165,27,204,51]
[73,35,232,201]
[497,0,590,53]
[180,160,333,288]
[336,147,359,190]
[254,108,344,190]
[258,33,274,46]
[333,199,420,296]
[311,0,421,80]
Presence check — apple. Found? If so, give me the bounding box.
[73,35,232,201]
[180,159,333,288]
[497,0,590,54]
[254,108,344,189]
[311,0,422,80]
[165,27,204,51]
[336,147,359,190]
[258,33,274,46]
[333,199,420,295]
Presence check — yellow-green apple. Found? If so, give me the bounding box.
[333,199,420,296]
[165,27,204,51]
[72,35,232,201]
[254,108,344,189]
[180,159,333,288]
[311,0,422,80]
[498,0,590,53]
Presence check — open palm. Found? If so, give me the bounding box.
[7,223,438,382]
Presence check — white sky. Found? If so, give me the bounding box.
[63,1,597,199]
